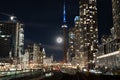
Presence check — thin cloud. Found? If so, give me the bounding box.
[25,22,51,27]
[42,44,63,51]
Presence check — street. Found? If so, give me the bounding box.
[40,71,120,80]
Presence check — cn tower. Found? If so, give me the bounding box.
[61,1,67,63]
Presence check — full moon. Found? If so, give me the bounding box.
[56,37,63,43]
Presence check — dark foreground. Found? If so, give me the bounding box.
[4,70,120,80]
[41,71,120,80]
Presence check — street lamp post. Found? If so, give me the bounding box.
[0,12,17,22]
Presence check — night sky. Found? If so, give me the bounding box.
[0,0,113,61]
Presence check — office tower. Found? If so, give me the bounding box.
[79,0,98,68]
[68,27,75,63]
[112,0,120,38]
[33,43,46,64]
[0,21,24,60]
[68,16,86,66]
[26,43,45,64]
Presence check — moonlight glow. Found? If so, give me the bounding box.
[56,37,63,43]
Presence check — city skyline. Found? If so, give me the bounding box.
[0,0,113,61]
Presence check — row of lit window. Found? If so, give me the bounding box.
[77,26,97,32]
[0,35,11,38]
[80,5,97,11]
[89,0,96,2]
[79,4,88,8]
[80,11,97,20]
[89,5,96,10]
[80,20,96,25]
[80,17,96,21]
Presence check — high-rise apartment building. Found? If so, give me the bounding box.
[79,0,98,68]
[95,0,120,71]
[112,0,120,38]
[68,0,98,68]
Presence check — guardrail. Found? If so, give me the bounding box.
[0,69,43,80]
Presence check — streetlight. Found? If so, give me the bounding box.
[0,12,17,22]
[10,15,16,21]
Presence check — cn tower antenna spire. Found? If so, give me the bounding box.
[63,1,66,23]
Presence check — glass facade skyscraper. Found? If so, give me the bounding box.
[0,21,24,60]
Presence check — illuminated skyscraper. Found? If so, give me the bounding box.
[68,16,85,66]
[0,21,24,61]
[25,43,46,64]
[112,0,120,38]
[62,1,68,62]
[79,0,98,68]
[95,0,120,71]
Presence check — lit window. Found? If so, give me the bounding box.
[95,7,97,10]
[117,1,119,3]
[70,41,73,44]
[71,46,73,48]
[0,24,3,26]
[83,4,86,6]
[84,21,86,24]
[81,40,83,43]
[93,21,96,23]
[90,16,93,18]
[89,6,92,9]
[95,28,98,31]
[90,11,92,13]
[84,27,87,30]
[80,5,82,8]
[94,40,97,42]
[6,35,11,37]
[90,26,93,29]
[69,33,74,39]
[81,45,83,47]
[93,35,96,37]
[83,9,86,15]
[79,29,81,31]
[90,29,93,32]
[87,33,89,34]
[1,35,5,37]
[87,19,90,21]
